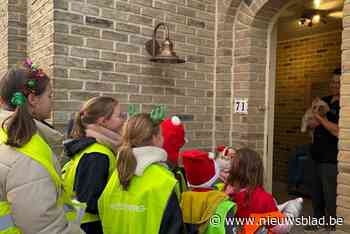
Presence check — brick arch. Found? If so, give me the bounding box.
[230,0,293,151]
[220,0,300,191]
[214,0,294,151]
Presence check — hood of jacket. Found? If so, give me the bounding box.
[132,146,168,176]
[180,190,229,229]
[63,137,97,158]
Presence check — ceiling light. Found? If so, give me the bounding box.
[313,14,321,24]
[314,0,321,9]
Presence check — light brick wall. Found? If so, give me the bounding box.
[51,0,217,150]
[338,1,350,230]
[27,0,54,77]
[0,0,8,76]
[0,0,27,76]
[274,31,342,182]
[8,0,27,68]
[215,0,239,148]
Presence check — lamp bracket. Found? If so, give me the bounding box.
[145,39,160,56]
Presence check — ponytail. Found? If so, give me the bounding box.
[116,113,161,191]
[69,113,85,139]
[117,143,137,190]
[69,97,118,139]
[2,104,37,147]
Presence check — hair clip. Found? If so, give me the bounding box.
[11,92,26,107]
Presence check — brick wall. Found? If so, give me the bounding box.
[50,0,217,150]
[8,0,27,68]
[27,0,54,76]
[215,0,239,148]
[274,31,342,182]
[0,0,27,76]
[338,1,350,230]
[0,0,8,75]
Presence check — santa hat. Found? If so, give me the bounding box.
[216,145,235,157]
[160,116,186,165]
[181,149,220,188]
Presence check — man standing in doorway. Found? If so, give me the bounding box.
[305,68,340,232]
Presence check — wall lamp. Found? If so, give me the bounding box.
[145,23,185,64]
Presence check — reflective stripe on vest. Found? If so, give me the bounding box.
[98,164,177,234]
[63,143,116,224]
[205,199,236,234]
[0,201,20,233]
[0,215,14,231]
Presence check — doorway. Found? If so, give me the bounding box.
[266,0,343,202]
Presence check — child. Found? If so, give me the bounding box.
[180,149,236,234]
[216,145,237,185]
[225,148,302,233]
[63,96,125,234]
[160,116,188,193]
[0,60,83,233]
[98,112,184,234]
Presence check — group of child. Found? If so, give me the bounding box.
[0,61,303,234]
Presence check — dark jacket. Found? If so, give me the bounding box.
[64,137,109,234]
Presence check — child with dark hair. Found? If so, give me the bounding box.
[226,148,302,233]
[0,60,83,233]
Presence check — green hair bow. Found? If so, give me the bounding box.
[150,105,166,123]
[11,92,26,106]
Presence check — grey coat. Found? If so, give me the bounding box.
[0,110,84,234]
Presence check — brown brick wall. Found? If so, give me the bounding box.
[274,31,342,182]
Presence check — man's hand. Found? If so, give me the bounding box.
[313,113,339,137]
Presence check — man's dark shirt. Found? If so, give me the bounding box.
[311,96,340,163]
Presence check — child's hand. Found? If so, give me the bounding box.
[219,169,230,183]
[224,184,236,197]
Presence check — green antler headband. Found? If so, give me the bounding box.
[127,104,139,117]
[127,104,166,123]
[150,105,166,123]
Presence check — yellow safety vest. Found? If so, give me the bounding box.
[98,163,177,234]
[0,129,65,233]
[62,143,116,224]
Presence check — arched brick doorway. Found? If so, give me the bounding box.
[217,0,350,229]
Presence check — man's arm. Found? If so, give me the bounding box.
[314,114,339,137]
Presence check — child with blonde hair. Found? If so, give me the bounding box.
[63,96,125,234]
[98,111,184,234]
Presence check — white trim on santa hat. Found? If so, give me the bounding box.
[188,159,220,189]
